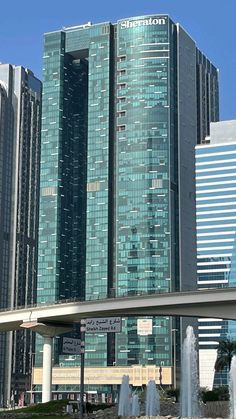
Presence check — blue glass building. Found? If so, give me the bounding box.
[0,64,41,405]
[35,15,219,398]
[196,120,236,388]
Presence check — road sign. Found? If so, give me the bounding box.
[62,337,82,354]
[137,319,153,335]
[85,317,122,333]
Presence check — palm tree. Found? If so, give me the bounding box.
[214,339,236,372]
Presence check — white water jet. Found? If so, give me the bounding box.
[230,355,236,418]
[180,325,200,417]
[131,393,140,416]
[118,375,132,416]
[145,379,160,416]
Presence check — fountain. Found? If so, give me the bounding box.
[145,380,160,416]
[118,375,132,416]
[131,393,140,416]
[180,325,200,418]
[118,327,202,418]
[230,355,236,418]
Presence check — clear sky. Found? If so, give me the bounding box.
[0,0,235,120]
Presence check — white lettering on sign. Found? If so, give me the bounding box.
[85,317,122,333]
[120,17,166,29]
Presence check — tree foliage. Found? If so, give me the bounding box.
[200,386,229,403]
[214,339,236,372]
[165,387,180,402]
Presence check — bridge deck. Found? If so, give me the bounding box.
[0,288,235,331]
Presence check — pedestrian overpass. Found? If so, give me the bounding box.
[1,287,236,403]
[1,288,236,332]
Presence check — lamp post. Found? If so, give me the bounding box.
[171,329,178,389]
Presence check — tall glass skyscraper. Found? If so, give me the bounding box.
[35,15,219,397]
[0,64,41,405]
[196,120,236,389]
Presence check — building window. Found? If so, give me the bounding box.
[118,83,127,89]
[152,179,163,189]
[118,111,126,117]
[117,125,126,132]
[118,97,126,103]
[87,181,100,192]
[118,55,126,62]
[117,69,126,76]
[41,186,57,196]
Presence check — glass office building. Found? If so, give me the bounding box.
[0,64,41,405]
[196,120,236,388]
[35,15,219,397]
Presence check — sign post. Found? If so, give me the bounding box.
[62,318,122,419]
[79,320,86,419]
[62,335,85,419]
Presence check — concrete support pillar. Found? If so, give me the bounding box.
[20,321,73,404]
[42,335,52,403]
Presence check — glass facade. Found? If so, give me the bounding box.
[0,69,13,406]
[0,64,41,405]
[36,15,219,395]
[196,121,236,388]
[115,17,172,366]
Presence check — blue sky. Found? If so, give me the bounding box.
[0,0,235,120]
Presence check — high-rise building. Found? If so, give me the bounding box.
[196,120,236,389]
[35,15,219,399]
[0,64,41,405]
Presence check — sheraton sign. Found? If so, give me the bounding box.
[120,17,167,29]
